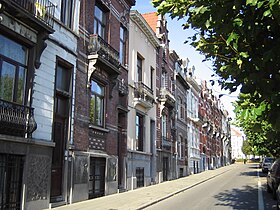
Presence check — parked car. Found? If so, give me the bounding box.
[261,157,275,173]
[267,159,280,199]
[277,184,280,210]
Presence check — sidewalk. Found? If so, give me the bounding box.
[53,164,238,210]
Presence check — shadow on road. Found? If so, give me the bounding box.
[214,186,258,209]
[214,165,277,209]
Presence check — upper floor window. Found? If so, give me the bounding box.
[90,80,105,126]
[120,26,126,65]
[162,114,167,138]
[94,5,106,39]
[150,67,154,91]
[136,55,143,82]
[180,98,184,119]
[178,135,183,159]
[161,72,167,88]
[0,35,28,105]
[61,0,73,28]
[136,113,144,151]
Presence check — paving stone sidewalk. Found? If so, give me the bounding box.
[52,164,238,210]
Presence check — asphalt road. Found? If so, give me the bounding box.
[146,163,277,210]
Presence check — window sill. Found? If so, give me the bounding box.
[89,124,109,133]
[128,150,152,156]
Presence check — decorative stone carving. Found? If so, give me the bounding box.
[27,155,51,201]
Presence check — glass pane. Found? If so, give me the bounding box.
[96,97,103,126]
[16,67,26,104]
[94,19,98,34]
[0,35,27,64]
[91,81,103,95]
[94,6,103,22]
[0,61,16,101]
[57,97,68,116]
[56,65,70,92]
[90,97,96,123]
[120,27,124,40]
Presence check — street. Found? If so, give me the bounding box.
[145,163,277,210]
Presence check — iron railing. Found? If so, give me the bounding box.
[118,79,128,96]
[0,154,24,210]
[10,0,55,27]
[162,136,172,151]
[88,34,120,68]
[0,99,37,137]
[134,82,154,105]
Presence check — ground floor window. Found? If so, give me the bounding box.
[136,167,144,188]
[0,154,24,210]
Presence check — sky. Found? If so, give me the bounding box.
[132,0,238,119]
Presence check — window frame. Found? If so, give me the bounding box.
[0,35,28,105]
[90,80,105,127]
[93,4,107,39]
[119,25,126,65]
[136,55,143,82]
[136,112,144,151]
[61,0,73,28]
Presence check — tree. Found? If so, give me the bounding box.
[242,140,253,157]
[234,93,280,157]
[152,0,280,131]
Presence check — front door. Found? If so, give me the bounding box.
[51,116,65,201]
[89,157,106,198]
[163,157,168,181]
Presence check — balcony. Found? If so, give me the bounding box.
[118,79,128,96]
[133,82,154,109]
[88,34,121,74]
[0,99,37,137]
[2,0,55,30]
[162,136,172,151]
[158,88,176,108]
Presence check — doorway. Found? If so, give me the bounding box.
[89,157,106,198]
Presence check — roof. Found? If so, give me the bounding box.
[142,12,158,33]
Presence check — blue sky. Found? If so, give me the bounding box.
[132,0,238,119]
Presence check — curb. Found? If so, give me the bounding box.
[137,168,233,210]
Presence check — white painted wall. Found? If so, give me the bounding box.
[32,1,79,141]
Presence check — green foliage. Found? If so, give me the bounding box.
[234,93,280,157]
[242,140,253,156]
[152,0,280,132]
[152,0,280,155]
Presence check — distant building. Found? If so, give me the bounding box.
[231,126,246,159]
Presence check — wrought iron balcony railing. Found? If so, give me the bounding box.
[162,136,172,151]
[0,99,37,137]
[118,79,128,96]
[88,34,120,68]
[134,82,154,108]
[6,0,55,27]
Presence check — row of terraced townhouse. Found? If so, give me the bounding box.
[0,0,231,209]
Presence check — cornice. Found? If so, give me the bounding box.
[130,10,160,48]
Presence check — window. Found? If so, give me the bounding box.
[90,80,105,126]
[0,35,27,104]
[162,114,167,138]
[178,135,183,159]
[94,5,106,39]
[136,55,143,82]
[0,154,24,210]
[61,0,73,28]
[161,72,167,88]
[136,167,144,188]
[136,113,144,151]
[180,98,184,119]
[150,67,154,90]
[119,26,126,65]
